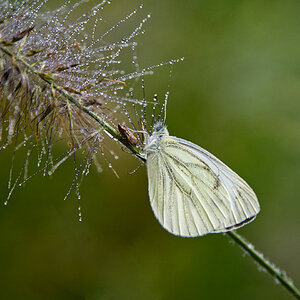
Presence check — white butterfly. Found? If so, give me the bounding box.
[144,122,260,237]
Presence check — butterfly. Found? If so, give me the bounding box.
[144,122,260,237]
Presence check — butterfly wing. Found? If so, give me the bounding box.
[146,136,260,237]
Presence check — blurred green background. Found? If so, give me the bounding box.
[1,0,300,299]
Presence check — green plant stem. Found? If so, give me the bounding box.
[1,44,300,299]
[227,231,300,299]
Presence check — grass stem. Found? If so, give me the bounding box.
[227,231,300,299]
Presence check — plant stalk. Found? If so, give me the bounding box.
[227,231,300,299]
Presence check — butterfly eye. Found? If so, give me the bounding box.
[153,121,165,133]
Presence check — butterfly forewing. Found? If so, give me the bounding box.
[146,133,260,237]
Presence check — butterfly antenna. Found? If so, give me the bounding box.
[150,94,159,131]
[163,63,173,123]
[163,91,169,124]
[156,94,165,124]
[140,75,147,131]
[157,91,169,125]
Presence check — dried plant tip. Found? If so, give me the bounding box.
[118,124,139,146]
[101,78,127,87]
[64,86,82,95]
[1,40,13,46]
[39,104,54,122]
[70,63,79,68]
[82,98,102,107]
[1,67,12,83]
[12,26,34,42]
[25,48,45,57]
[55,65,71,72]
[73,42,81,52]
[38,72,53,80]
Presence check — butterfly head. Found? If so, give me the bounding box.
[152,121,169,136]
[144,122,169,153]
